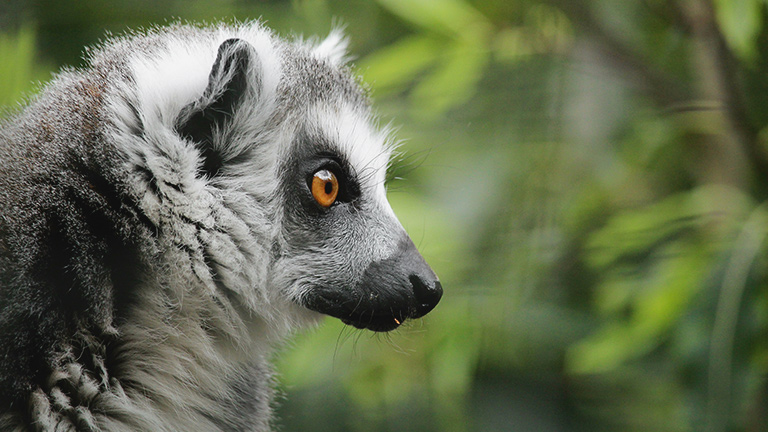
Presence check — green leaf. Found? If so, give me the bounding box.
[358,35,443,94]
[632,243,707,335]
[568,242,710,374]
[713,0,763,62]
[587,185,751,269]
[567,323,651,374]
[409,33,489,117]
[0,26,38,109]
[571,186,755,374]
[375,0,489,36]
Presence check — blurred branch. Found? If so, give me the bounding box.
[544,0,688,105]
[548,0,768,192]
[675,0,750,187]
[675,0,768,191]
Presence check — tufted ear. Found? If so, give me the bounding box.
[313,29,350,65]
[177,38,259,178]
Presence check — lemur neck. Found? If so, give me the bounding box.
[109,277,276,431]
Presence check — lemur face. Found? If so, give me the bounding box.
[173,36,441,332]
[266,42,442,332]
[277,108,443,332]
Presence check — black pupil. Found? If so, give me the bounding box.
[324,181,333,195]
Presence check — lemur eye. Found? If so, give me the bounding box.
[311,169,339,208]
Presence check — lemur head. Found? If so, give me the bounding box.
[115,24,441,333]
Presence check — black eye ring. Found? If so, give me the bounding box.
[302,156,360,210]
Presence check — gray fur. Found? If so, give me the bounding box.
[0,22,441,431]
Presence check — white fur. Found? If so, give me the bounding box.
[311,28,351,65]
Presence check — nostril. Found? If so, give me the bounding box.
[409,274,443,318]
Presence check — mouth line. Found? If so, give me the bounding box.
[341,315,405,332]
[303,290,419,332]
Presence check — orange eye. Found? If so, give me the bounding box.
[311,169,339,208]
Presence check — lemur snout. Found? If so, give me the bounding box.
[410,275,442,318]
[304,234,442,332]
[396,235,442,319]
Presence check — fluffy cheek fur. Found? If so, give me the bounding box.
[271,201,403,309]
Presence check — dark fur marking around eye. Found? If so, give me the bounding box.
[288,133,362,213]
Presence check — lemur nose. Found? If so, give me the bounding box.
[410,274,443,318]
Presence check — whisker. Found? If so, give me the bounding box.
[386,147,434,186]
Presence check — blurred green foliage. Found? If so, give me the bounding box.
[4,0,768,431]
[0,26,48,110]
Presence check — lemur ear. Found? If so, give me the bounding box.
[177,38,259,178]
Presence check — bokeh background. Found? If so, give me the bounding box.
[3,1,768,431]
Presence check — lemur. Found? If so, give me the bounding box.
[0,22,442,431]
